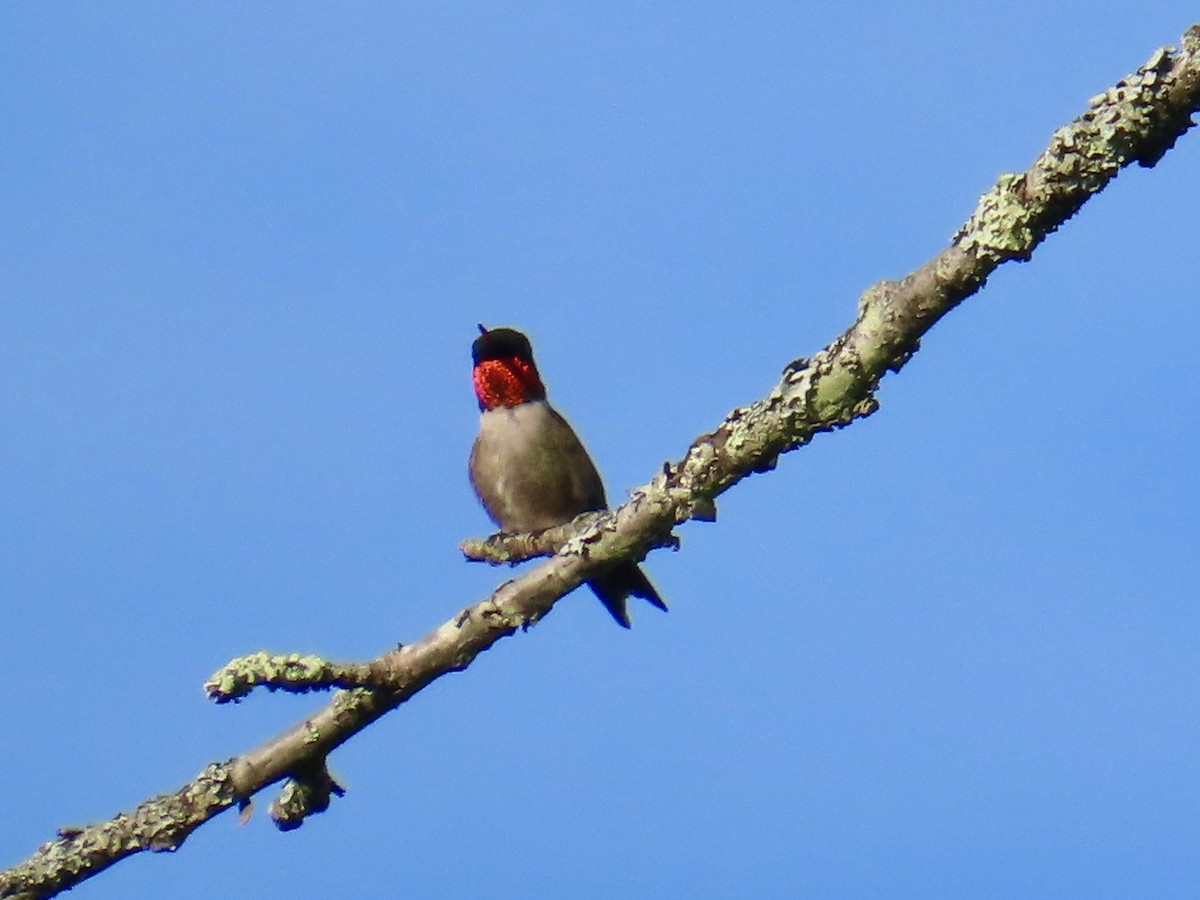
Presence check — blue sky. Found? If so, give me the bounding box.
[2,4,1197,898]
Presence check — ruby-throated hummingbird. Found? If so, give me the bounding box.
[469,325,667,628]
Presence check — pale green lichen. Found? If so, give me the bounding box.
[957,173,1036,262]
[303,719,321,744]
[955,40,1183,265]
[204,651,336,703]
[1184,25,1200,54]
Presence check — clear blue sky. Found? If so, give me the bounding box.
[2,4,1197,898]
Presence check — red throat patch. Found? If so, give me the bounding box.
[473,357,545,410]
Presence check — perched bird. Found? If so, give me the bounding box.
[468,325,667,628]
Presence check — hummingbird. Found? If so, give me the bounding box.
[468,325,667,628]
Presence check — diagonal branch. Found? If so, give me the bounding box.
[3,26,1198,900]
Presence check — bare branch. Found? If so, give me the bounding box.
[3,27,1198,900]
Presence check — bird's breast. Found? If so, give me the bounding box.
[470,400,607,532]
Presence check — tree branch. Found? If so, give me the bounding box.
[3,26,1198,900]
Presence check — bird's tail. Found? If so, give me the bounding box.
[588,563,668,629]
